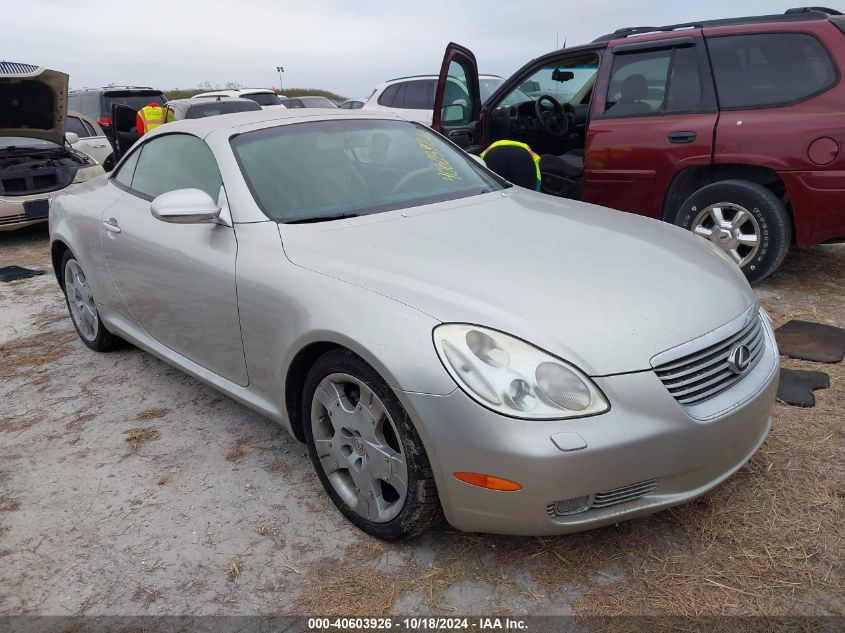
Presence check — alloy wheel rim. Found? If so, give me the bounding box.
[64,259,99,342]
[691,202,761,267]
[310,373,408,523]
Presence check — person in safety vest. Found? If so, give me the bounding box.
[136,102,166,136]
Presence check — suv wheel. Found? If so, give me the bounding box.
[302,349,443,540]
[674,180,791,284]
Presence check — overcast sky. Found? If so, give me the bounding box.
[7,1,807,97]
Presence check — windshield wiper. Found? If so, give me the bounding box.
[285,213,361,224]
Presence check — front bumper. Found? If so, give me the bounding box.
[397,322,779,536]
[0,185,82,232]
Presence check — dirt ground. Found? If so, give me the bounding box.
[0,225,842,617]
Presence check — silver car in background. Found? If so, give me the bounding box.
[49,109,778,539]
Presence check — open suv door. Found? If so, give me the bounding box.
[433,43,482,153]
[109,103,140,161]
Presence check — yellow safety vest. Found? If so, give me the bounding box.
[480,140,542,191]
[137,104,165,134]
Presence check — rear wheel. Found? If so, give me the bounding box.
[302,349,442,540]
[674,180,791,284]
[61,251,119,352]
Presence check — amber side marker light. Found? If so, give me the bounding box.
[454,472,522,491]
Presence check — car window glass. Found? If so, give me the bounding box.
[231,119,503,222]
[378,84,400,106]
[112,146,142,188]
[82,120,97,136]
[130,134,222,200]
[66,116,89,138]
[403,80,434,109]
[68,95,80,111]
[605,48,672,117]
[707,33,836,108]
[441,60,474,125]
[665,46,703,112]
[391,83,407,108]
[83,93,99,116]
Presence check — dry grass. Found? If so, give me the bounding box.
[134,408,169,421]
[255,523,267,535]
[226,437,251,462]
[226,556,241,580]
[156,475,169,486]
[0,334,70,378]
[263,459,293,477]
[124,427,160,450]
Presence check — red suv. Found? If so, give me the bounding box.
[433,7,845,283]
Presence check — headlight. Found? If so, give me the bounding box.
[433,324,609,419]
[72,165,105,184]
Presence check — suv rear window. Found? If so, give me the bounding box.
[103,91,165,114]
[707,33,837,109]
[242,92,281,106]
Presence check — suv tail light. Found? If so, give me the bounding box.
[97,116,112,128]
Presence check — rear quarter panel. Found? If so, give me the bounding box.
[706,21,845,246]
[49,176,124,308]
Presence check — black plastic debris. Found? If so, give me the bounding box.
[0,266,45,282]
[775,319,845,363]
[777,368,830,408]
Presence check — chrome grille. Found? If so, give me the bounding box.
[591,479,658,509]
[546,479,658,517]
[653,314,764,406]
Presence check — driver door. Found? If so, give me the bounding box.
[433,42,482,154]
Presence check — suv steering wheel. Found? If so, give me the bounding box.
[534,95,570,137]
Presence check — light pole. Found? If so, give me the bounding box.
[276,66,284,93]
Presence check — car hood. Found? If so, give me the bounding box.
[0,63,69,146]
[279,190,756,376]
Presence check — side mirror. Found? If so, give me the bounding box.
[65,132,80,145]
[150,188,221,224]
[442,103,467,125]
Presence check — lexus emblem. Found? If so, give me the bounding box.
[727,344,751,375]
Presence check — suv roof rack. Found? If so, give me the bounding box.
[592,7,842,42]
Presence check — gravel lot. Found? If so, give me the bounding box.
[1,225,843,617]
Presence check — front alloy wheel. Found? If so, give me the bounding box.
[302,349,442,539]
[310,373,408,523]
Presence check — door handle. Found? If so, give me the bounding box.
[102,218,121,234]
[668,131,697,144]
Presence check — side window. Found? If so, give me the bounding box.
[66,116,90,138]
[404,80,434,109]
[707,33,837,109]
[441,60,474,125]
[378,84,400,106]
[68,95,80,111]
[665,46,703,112]
[605,49,672,117]
[82,120,97,136]
[82,93,100,117]
[112,146,142,188]
[129,134,222,200]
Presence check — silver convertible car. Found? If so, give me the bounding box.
[49,109,779,539]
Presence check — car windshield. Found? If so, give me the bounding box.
[300,97,338,108]
[231,119,504,223]
[104,91,166,112]
[242,92,282,106]
[480,77,533,106]
[185,101,261,118]
[514,59,598,102]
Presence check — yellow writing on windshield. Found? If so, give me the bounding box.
[416,132,462,182]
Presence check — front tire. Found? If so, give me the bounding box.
[302,349,443,540]
[61,250,119,352]
[674,180,791,284]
